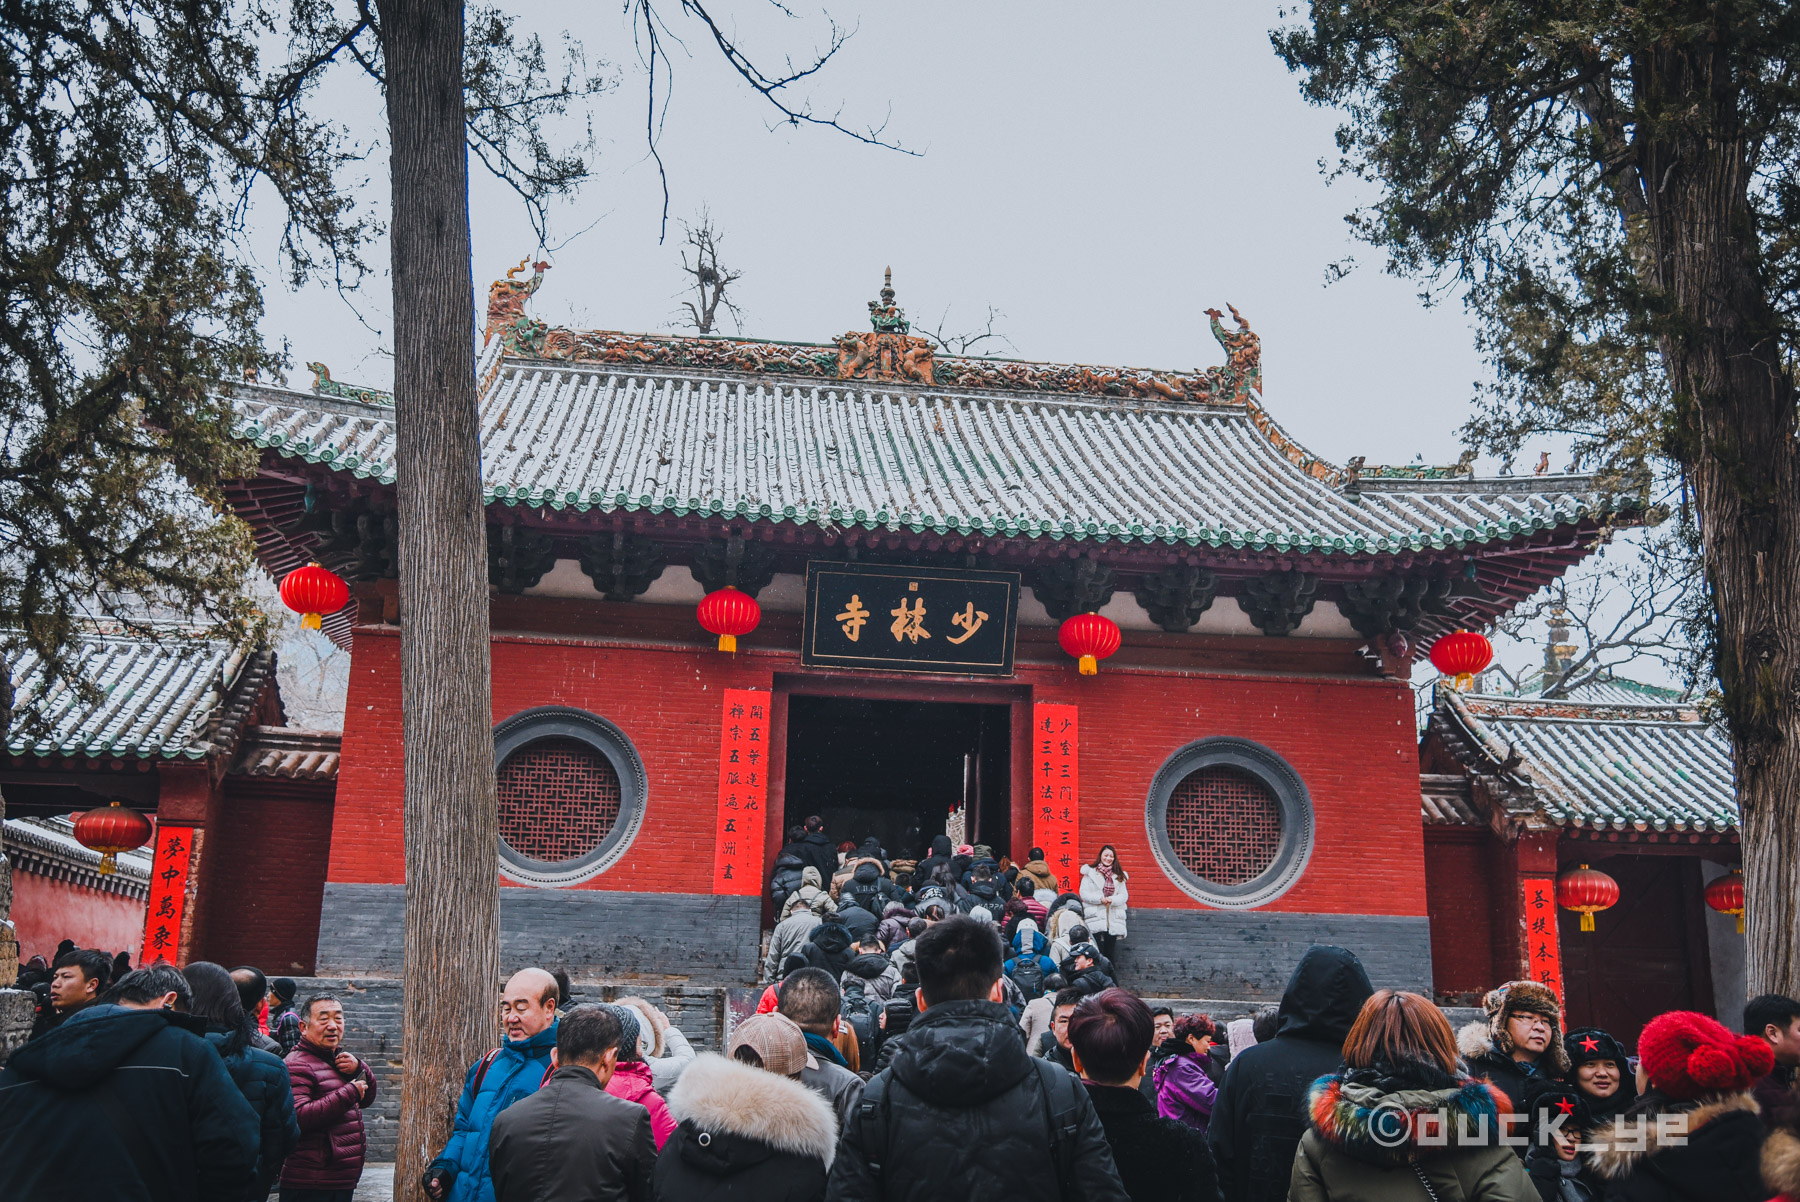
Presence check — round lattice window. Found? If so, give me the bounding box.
[498,739,622,861]
[493,707,647,887]
[1146,737,1313,908]
[1166,766,1283,885]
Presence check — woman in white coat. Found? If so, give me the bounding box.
[1078,844,1129,962]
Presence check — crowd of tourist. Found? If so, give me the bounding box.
[5,889,1800,1200]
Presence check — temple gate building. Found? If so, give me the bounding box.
[176,266,1649,1000]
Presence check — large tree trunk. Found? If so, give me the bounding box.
[381,2,500,1198]
[1645,33,1800,1000]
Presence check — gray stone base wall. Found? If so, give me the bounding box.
[315,884,763,983]
[1111,909,1434,999]
[294,976,732,1164]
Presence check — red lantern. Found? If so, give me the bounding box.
[1705,868,1745,934]
[1556,864,1620,933]
[697,586,761,652]
[1058,613,1122,676]
[279,562,349,630]
[72,800,153,875]
[1429,629,1494,690]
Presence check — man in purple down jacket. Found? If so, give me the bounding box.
[1153,1014,1220,1135]
[282,995,377,1202]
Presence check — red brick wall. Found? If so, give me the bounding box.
[11,872,145,962]
[1423,828,1501,996]
[328,622,1427,917]
[197,779,336,974]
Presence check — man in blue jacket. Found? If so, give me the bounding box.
[423,968,561,1202]
[0,963,259,1202]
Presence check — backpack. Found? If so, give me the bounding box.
[1008,955,1048,1000]
[856,1058,1083,1191]
[841,985,880,1062]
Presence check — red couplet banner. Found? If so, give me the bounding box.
[713,689,771,895]
[141,824,195,965]
[1520,876,1564,999]
[1031,703,1081,893]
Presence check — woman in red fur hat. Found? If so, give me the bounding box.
[1583,1009,1772,1202]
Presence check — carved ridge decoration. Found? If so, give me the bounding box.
[1236,570,1318,637]
[488,263,1265,406]
[1134,564,1219,633]
[578,531,667,601]
[485,257,549,347]
[488,523,557,594]
[688,534,779,598]
[1343,451,1477,490]
[1336,573,1454,640]
[1032,557,1117,621]
[305,362,392,407]
[1246,399,1344,486]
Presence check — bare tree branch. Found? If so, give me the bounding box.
[921,305,1014,357]
[626,0,914,238]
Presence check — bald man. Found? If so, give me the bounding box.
[423,969,562,1202]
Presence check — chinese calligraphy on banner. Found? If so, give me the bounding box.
[1521,877,1564,997]
[140,825,194,964]
[1032,703,1080,892]
[713,690,771,894]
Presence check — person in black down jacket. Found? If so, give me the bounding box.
[826,914,1128,1202]
[186,961,300,1202]
[1205,945,1372,1202]
[782,817,840,886]
[1068,987,1222,1202]
[804,913,856,977]
[489,1005,654,1202]
[0,963,259,1202]
[655,1014,837,1202]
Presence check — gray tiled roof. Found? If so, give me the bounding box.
[231,343,1628,555]
[5,633,264,760]
[1439,687,1736,832]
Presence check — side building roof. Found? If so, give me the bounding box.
[5,631,271,763]
[1422,680,1735,836]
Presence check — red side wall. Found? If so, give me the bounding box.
[1423,827,1501,998]
[12,872,145,962]
[197,779,336,974]
[329,623,1428,917]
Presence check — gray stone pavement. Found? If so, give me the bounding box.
[352,1164,394,1201]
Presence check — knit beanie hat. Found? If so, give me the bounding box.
[1563,1026,1629,1070]
[1637,1009,1774,1101]
[615,996,667,1059]
[602,1004,642,1064]
[1482,980,1572,1076]
[1521,1077,1593,1141]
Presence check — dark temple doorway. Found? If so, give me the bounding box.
[783,696,1012,864]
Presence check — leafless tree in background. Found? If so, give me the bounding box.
[675,210,742,335]
[922,305,1013,357]
[1486,523,1703,699]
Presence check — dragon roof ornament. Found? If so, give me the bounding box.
[481,261,1265,406]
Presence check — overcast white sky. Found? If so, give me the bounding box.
[254,1,1670,689]
[260,1,1492,470]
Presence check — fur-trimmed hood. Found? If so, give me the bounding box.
[1583,1089,1759,1180]
[1764,1126,1800,1198]
[665,1052,838,1168]
[1307,1067,1512,1168]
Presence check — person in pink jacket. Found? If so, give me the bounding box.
[600,1003,677,1149]
[1153,1012,1220,1134]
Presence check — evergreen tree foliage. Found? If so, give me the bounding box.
[1276,0,1800,992]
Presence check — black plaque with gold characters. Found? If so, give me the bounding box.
[802,561,1021,675]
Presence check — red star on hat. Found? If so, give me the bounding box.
[1579,1036,1600,1052]
[1555,1099,1575,1115]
